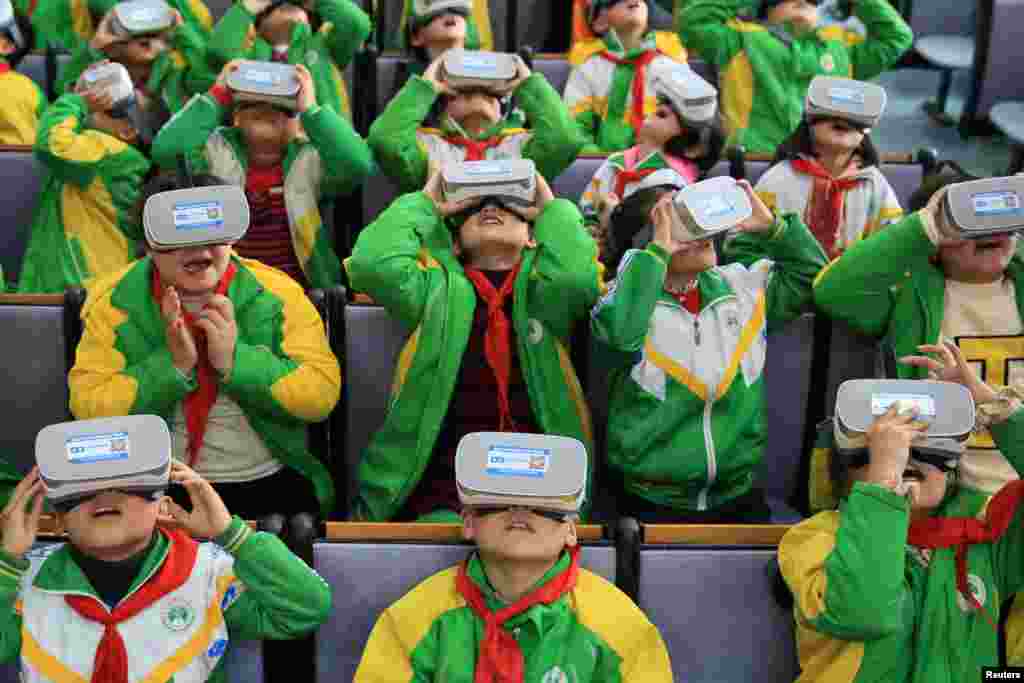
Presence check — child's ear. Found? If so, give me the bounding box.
[592,13,610,35]
[564,521,578,548]
[0,35,14,56]
[461,510,476,541]
[409,27,425,48]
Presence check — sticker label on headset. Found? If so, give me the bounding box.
[871,394,936,418]
[696,194,735,220]
[486,446,550,478]
[127,6,162,22]
[66,432,130,464]
[241,68,278,86]
[973,190,1021,217]
[173,201,224,231]
[464,162,513,178]
[829,86,865,105]
[460,53,500,76]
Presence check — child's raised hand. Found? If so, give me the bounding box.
[196,295,237,377]
[900,341,999,405]
[650,194,677,253]
[864,404,929,493]
[79,87,114,114]
[496,54,532,96]
[89,12,120,51]
[422,54,455,96]
[216,59,244,88]
[159,462,232,539]
[294,64,316,112]
[161,286,198,375]
[423,166,482,216]
[242,0,274,18]
[0,467,44,560]
[734,180,777,234]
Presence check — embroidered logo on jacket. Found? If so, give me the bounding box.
[541,667,569,683]
[162,598,196,631]
[956,574,988,613]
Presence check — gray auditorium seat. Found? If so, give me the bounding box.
[882,159,925,209]
[533,54,573,94]
[373,52,408,121]
[361,172,404,227]
[964,0,1024,129]
[745,159,771,185]
[205,0,234,22]
[991,101,1024,175]
[0,149,45,285]
[313,541,615,682]
[823,320,884,419]
[551,155,606,203]
[637,547,797,683]
[912,0,977,128]
[16,51,70,99]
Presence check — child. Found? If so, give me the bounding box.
[345,165,603,522]
[368,52,584,195]
[0,2,44,145]
[207,0,370,120]
[355,432,673,682]
[679,0,912,154]
[68,175,341,519]
[0,415,331,681]
[399,0,489,53]
[151,60,373,289]
[564,0,688,155]
[17,66,151,293]
[779,346,1024,681]
[57,1,217,116]
[755,77,902,258]
[591,180,826,522]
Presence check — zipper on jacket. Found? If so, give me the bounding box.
[697,398,716,511]
[693,317,701,346]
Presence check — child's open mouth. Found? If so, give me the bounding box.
[902,467,925,483]
[92,506,122,518]
[975,237,1006,251]
[183,258,213,274]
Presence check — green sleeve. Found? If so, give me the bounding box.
[812,211,934,338]
[170,22,218,100]
[219,518,332,640]
[517,73,585,183]
[0,551,26,663]
[366,75,437,194]
[208,3,258,68]
[315,0,371,71]
[678,0,747,68]
[125,349,198,415]
[724,214,828,332]
[31,0,84,53]
[849,0,914,81]
[989,410,1024,597]
[300,104,374,197]
[344,191,440,329]
[56,43,106,95]
[150,92,225,171]
[35,93,106,187]
[590,244,669,369]
[991,408,1024,476]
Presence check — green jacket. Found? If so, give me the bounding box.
[28,0,212,52]
[591,216,826,511]
[207,0,371,119]
[0,517,331,681]
[679,0,912,153]
[367,73,584,195]
[779,410,1024,682]
[67,256,341,515]
[56,21,217,112]
[345,192,604,521]
[355,550,673,682]
[151,91,373,289]
[18,93,150,294]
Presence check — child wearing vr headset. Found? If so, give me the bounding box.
[356,432,673,682]
[591,176,827,522]
[679,0,912,154]
[368,48,584,195]
[0,415,331,682]
[151,59,372,289]
[17,61,152,293]
[564,0,688,155]
[779,347,1024,682]
[755,75,903,258]
[345,160,603,522]
[0,0,43,145]
[399,0,489,54]
[580,61,724,260]
[206,0,369,120]
[68,176,341,519]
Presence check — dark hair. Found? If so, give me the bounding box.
[907,160,980,212]
[663,115,727,174]
[758,0,821,19]
[773,118,880,168]
[2,12,33,68]
[255,1,322,34]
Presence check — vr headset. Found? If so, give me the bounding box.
[36,415,171,512]
[226,60,301,112]
[439,49,519,94]
[669,176,752,243]
[943,175,1024,240]
[833,379,976,471]
[442,159,537,209]
[412,0,471,23]
[456,432,588,519]
[0,0,25,53]
[109,0,174,37]
[651,63,719,129]
[144,184,250,250]
[78,62,164,144]
[805,76,887,131]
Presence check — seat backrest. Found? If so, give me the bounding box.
[223,639,264,683]
[515,0,555,50]
[637,547,797,683]
[0,296,71,473]
[361,170,404,230]
[745,159,772,185]
[205,0,234,22]
[705,159,731,178]
[373,52,407,121]
[687,59,716,89]
[313,541,615,682]
[533,54,573,95]
[0,149,45,284]
[551,155,606,203]
[15,52,70,98]
[908,0,975,37]
[823,319,884,419]
[880,160,924,210]
[973,0,1024,116]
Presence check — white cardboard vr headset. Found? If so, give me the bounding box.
[944,175,1024,240]
[456,432,588,517]
[442,158,537,208]
[36,415,171,511]
[80,62,137,118]
[412,0,471,20]
[144,184,249,250]
[226,60,301,111]
[669,176,752,243]
[805,76,887,131]
[440,49,519,93]
[109,0,174,37]
[651,63,719,128]
[834,379,975,469]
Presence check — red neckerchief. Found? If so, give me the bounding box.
[446,135,506,162]
[456,546,581,683]
[613,146,698,198]
[0,62,10,75]
[599,49,658,135]
[463,263,522,432]
[64,527,199,683]
[668,286,700,315]
[907,478,1024,630]
[151,261,238,467]
[789,157,864,258]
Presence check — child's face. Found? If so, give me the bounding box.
[938,234,1017,284]
[445,90,502,130]
[60,491,162,561]
[410,12,467,50]
[233,104,295,167]
[259,3,309,46]
[810,118,865,155]
[105,34,167,65]
[667,238,717,275]
[455,203,535,261]
[463,507,577,563]
[150,244,234,295]
[594,0,648,36]
[638,103,684,148]
[766,0,819,28]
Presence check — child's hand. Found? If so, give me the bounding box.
[161,286,198,375]
[196,295,237,377]
[159,462,233,539]
[294,64,316,112]
[79,87,114,114]
[495,54,531,96]
[216,59,244,88]
[0,467,44,560]
[864,404,929,493]
[650,194,679,253]
[900,341,999,405]
[734,180,777,234]
[513,172,554,223]
[90,12,120,51]
[422,54,455,96]
[423,166,482,216]
[923,185,964,246]
[242,0,274,17]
